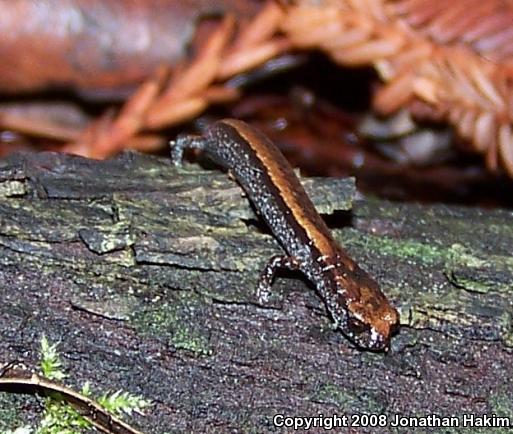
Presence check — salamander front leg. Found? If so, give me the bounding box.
[170,135,206,166]
[257,255,300,303]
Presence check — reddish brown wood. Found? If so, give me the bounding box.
[0,0,259,95]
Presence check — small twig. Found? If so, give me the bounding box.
[0,368,145,434]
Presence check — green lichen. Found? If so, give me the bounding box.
[78,223,135,255]
[499,312,513,347]
[445,244,513,294]
[0,180,26,197]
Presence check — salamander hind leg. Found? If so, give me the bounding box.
[257,255,300,303]
[170,135,207,166]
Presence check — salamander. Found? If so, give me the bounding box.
[171,119,399,351]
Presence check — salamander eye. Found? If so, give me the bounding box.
[347,317,368,334]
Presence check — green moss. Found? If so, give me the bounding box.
[311,383,384,415]
[0,395,25,430]
[490,390,513,420]
[132,293,212,356]
[312,383,357,407]
[338,230,448,266]
[1,337,149,434]
[170,325,212,356]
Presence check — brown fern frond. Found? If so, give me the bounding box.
[283,0,513,175]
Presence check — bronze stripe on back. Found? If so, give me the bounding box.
[221,119,336,258]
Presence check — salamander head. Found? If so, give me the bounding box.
[331,267,399,351]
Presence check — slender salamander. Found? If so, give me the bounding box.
[171,119,399,351]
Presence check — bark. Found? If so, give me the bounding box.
[1,151,512,433]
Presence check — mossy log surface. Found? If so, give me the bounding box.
[1,151,513,433]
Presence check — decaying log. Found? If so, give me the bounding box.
[1,151,513,433]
